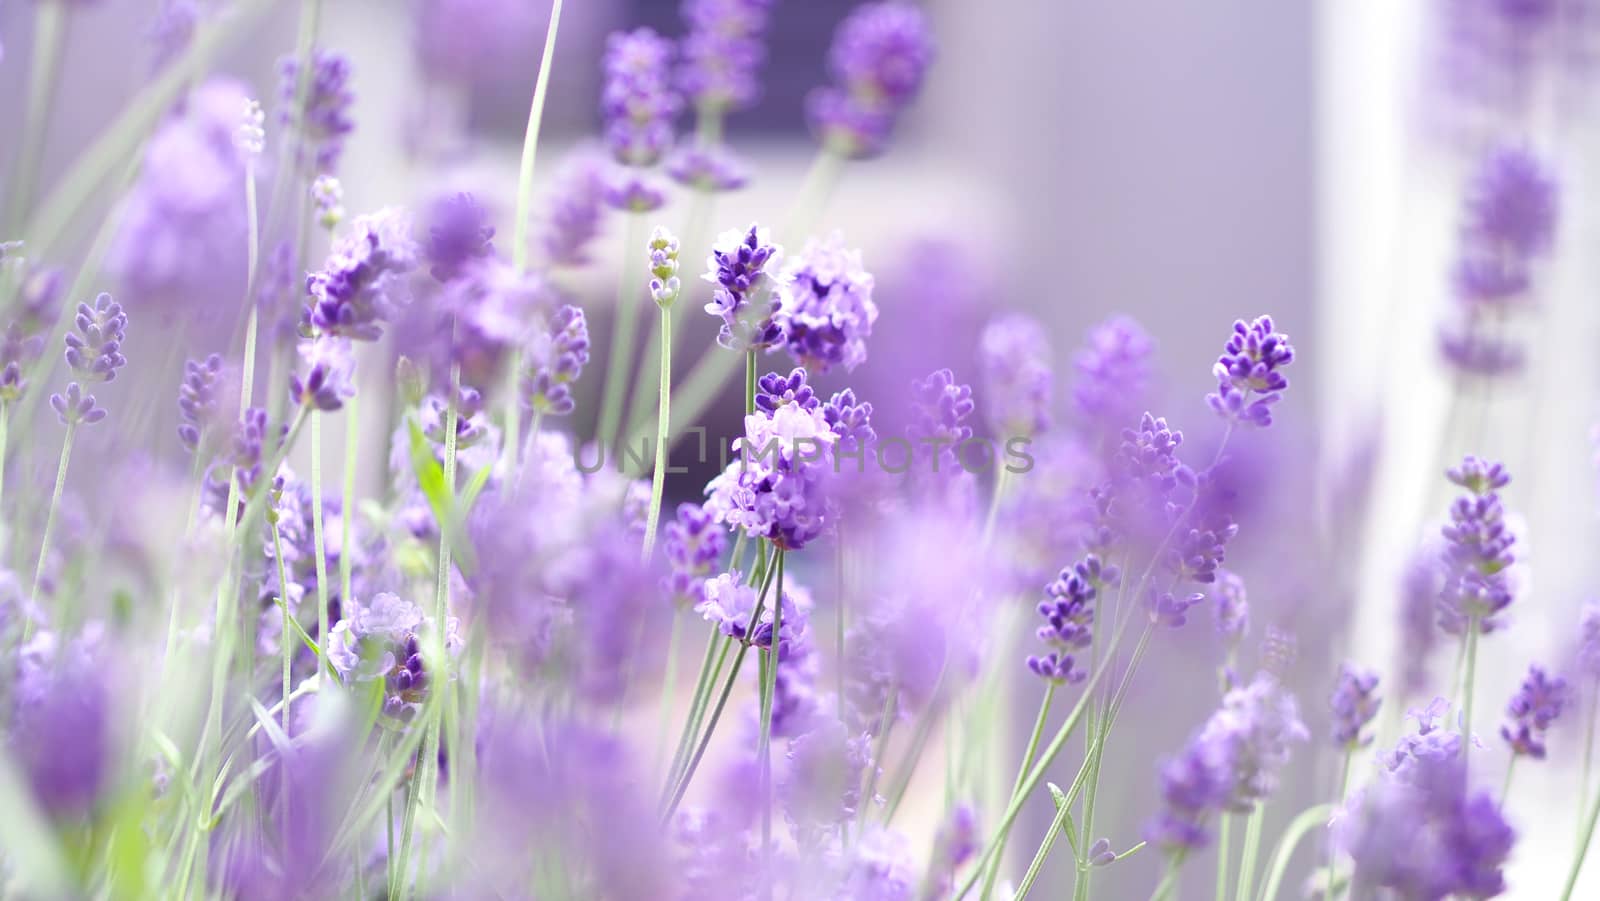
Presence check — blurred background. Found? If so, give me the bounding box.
[4,0,1598,897]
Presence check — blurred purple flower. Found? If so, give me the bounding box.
[667,144,750,192]
[520,303,591,417]
[602,28,680,167]
[1436,456,1517,634]
[424,192,495,283]
[1072,315,1155,443]
[277,48,355,174]
[1500,663,1568,758]
[678,0,777,112]
[177,353,225,454]
[776,234,878,375]
[305,208,419,341]
[290,336,356,412]
[808,1,935,159]
[1331,663,1382,749]
[10,630,113,819]
[662,502,726,606]
[704,224,785,353]
[979,312,1052,439]
[540,153,609,266]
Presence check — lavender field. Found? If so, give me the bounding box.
[0,1,1597,898]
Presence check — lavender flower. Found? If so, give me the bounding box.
[756,367,820,415]
[1146,672,1308,851]
[421,257,551,386]
[1331,663,1382,749]
[704,397,839,550]
[979,313,1053,439]
[147,0,197,72]
[312,175,344,229]
[177,353,225,453]
[923,805,980,899]
[424,192,494,282]
[1340,709,1515,900]
[781,718,875,841]
[666,144,750,193]
[235,99,265,158]
[540,154,609,266]
[704,224,785,352]
[602,29,680,167]
[11,631,112,819]
[1072,315,1154,440]
[908,368,976,463]
[775,234,879,374]
[1460,144,1559,261]
[808,2,936,158]
[0,322,44,403]
[1206,315,1295,428]
[649,226,682,306]
[1436,456,1517,634]
[278,49,355,174]
[604,172,669,213]
[326,592,460,721]
[662,503,727,605]
[64,293,129,382]
[50,383,106,426]
[305,208,419,341]
[1500,664,1568,758]
[1213,569,1250,646]
[695,570,809,655]
[1580,601,1600,679]
[520,304,591,417]
[1026,555,1117,684]
[290,336,356,412]
[678,0,777,112]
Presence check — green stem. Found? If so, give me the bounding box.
[1583,682,1599,843]
[5,0,68,232]
[1150,851,1188,901]
[642,303,672,558]
[745,350,757,416]
[661,550,781,822]
[1258,804,1334,901]
[596,212,647,457]
[1326,750,1352,901]
[981,467,1012,549]
[653,610,685,785]
[503,0,564,471]
[759,550,786,864]
[980,683,1057,897]
[1013,785,1073,901]
[341,392,357,607]
[1461,616,1480,768]
[661,626,728,805]
[1215,815,1232,901]
[311,413,331,658]
[511,0,565,273]
[1566,775,1600,900]
[0,403,10,522]
[1235,804,1264,901]
[27,421,76,615]
[624,188,713,438]
[1500,755,1517,807]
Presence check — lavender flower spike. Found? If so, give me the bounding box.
[807,1,936,159]
[50,382,107,426]
[520,305,591,417]
[776,233,878,374]
[278,48,355,174]
[65,293,129,383]
[1501,664,1568,759]
[305,208,419,341]
[678,0,778,113]
[1436,456,1517,634]
[540,154,608,266]
[1330,663,1381,750]
[703,224,785,352]
[290,336,357,412]
[1206,315,1295,428]
[601,29,680,167]
[177,354,226,453]
[979,312,1052,439]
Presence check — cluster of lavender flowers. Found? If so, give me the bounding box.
[7,3,1600,900]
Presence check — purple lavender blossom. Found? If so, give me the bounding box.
[1146,590,1206,628]
[781,718,874,842]
[678,0,777,112]
[975,312,1053,441]
[305,208,419,341]
[1026,555,1116,684]
[694,571,809,657]
[326,592,460,721]
[924,805,980,898]
[11,631,112,819]
[424,192,495,283]
[704,224,785,352]
[703,397,838,550]
[1500,664,1568,758]
[666,144,750,192]
[908,368,976,461]
[663,503,726,605]
[312,175,344,229]
[807,1,936,158]
[277,48,355,174]
[1206,315,1295,428]
[604,171,669,213]
[520,304,591,417]
[414,0,553,85]
[1331,663,1382,749]
[775,235,879,374]
[1580,601,1600,679]
[1436,456,1517,634]
[177,353,225,453]
[540,154,609,266]
[1460,144,1559,261]
[0,321,44,403]
[64,293,128,382]
[755,369,817,417]
[147,0,197,71]
[1213,569,1250,646]
[50,382,106,426]
[1340,706,1515,899]
[1072,315,1154,440]
[290,336,356,412]
[1146,672,1308,851]
[602,29,680,167]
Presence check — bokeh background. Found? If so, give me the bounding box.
[3,0,1597,897]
